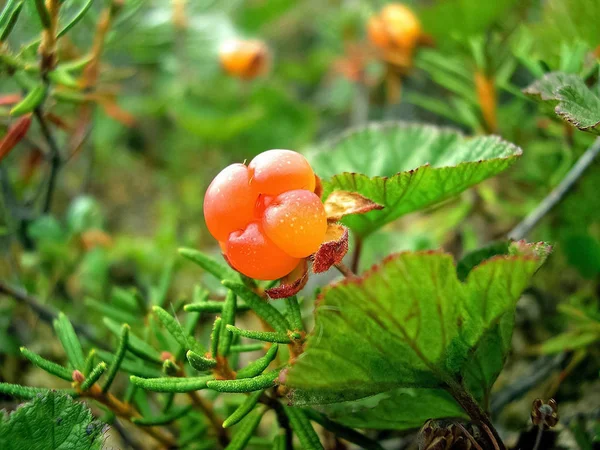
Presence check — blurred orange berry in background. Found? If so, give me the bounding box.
[219,39,270,80]
[367,3,423,69]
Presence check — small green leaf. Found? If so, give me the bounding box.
[185,301,251,313]
[86,297,138,325]
[130,375,213,393]
[20,347,72,381]
[0,383,52,399]
[524,72,600,134]
[102,324,129,392]
[236,345,278,379]
[225,407,266,450]
[80,362,107,391]
[222,281,290,333]
[33,0,50,28]
[456,241,510,281]
[537,331,598,354]
[95,349,161,379]
[284,407,324,450]
[132,404,193,426]
[10,83,46,116]
[0,1,23,41]
[207,370,280,393]
[162,359,180,376]
[103,318,162,365]
[53,312,86,370]
[226,325,292,344]
[309,123,522,237]
[0,392,103,449]
[229,344,265,353]
[218,290,237,356]
[179,247,241,282]
[153,306,206,355]
[303,408,385,450]
[223,389,264,428]
[186,350,217,371]
[285,297,304,331]
[210,317,221,357]
[57,0,94,38]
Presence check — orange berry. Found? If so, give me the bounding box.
[367,16,391,50]
[379,4,421,50]
[204,163,257,241]
[219,39,270,80]
[248,149,316,196]
[262,190,327,258]
[226,222,301,280]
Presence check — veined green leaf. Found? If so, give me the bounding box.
[0,392,103,449]
[309,123,522,237]
[284,243,550,429]
[524,72,600,134]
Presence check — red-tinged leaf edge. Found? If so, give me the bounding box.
[312,224,349,273]
[266,259,309,299]
[324,190,383,222]
[0,115,32,162]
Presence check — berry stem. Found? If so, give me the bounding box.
[334,262,356,278]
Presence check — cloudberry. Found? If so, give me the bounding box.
[219,39,270,80]
[367,4,421,52]
[204,150,327,280]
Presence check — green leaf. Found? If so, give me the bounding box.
[0,383,53,399]
[226,407,266,450]
[537,331,599,354]
[226,325,293,344]
[179,247,241,282]
[53,312,86,370]
[303,409,385,450]
[223,389,264,428]
[524,72,600,134]
[0,392,103,449]
[186,350,217,372]
[130,375,213,393]
[221,281,290,333]
[284,243,550,427]
[218,291,237,356]
[103,318,163,365]
[152,306,207,355]
[456,241,510,281]
[210,317,221,357]
[20,347,73,381]
[284,407,324,450]
[236,345,279,379]
[323,388,466,430]
[309,123,522,237]
[80,362,107,391]
[285,297,304,331]
[0,1,23,41]
[85,297,138,325]
[95,349,161,379]
[184,301,251,313]
[229,344,265,354]
[207,370,280,393]
[102,324,129,392]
